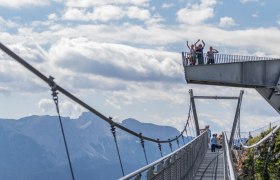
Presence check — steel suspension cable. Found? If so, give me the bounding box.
[181,131,186,145]
[235,113,280,149]
[176,136,180,148]
[0,42,197,177]
[110,123,125,176]
[50,81,75,180]
[0,42,190,145]
[157,139,163,157]
[189,113,196,137]
[168,139,173,152]
[139,133,149,165]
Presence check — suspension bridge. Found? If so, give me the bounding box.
[0,42,279,180]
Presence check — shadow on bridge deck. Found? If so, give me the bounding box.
[193,149,224,180]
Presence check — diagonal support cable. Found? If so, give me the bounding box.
[181,131,186,145]
[110,121,125,176]
[157,139,163,157]
[168,139,173,152]
[49,77,75,180]
[139,133,148,165]
[176,136,180,148]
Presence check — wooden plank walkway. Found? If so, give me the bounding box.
[193,149,224,180]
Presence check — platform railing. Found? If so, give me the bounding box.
[182,52,278,66]
[223,132,236,180]
[119,131,208,180]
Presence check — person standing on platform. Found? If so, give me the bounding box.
[206,46,219,64]
[195,39,205,65]
[186,40,199,65]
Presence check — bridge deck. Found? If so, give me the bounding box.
[193,149,224,180]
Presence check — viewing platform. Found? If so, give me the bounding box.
[182,52,280,114]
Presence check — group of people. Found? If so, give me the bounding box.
[204,125,223,152]
[210,133,223,152]
[186,39,219,65]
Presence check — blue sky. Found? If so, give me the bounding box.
[0,0,279,133]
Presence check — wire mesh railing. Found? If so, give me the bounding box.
[181,52,278,66]
[119,131,208,180]
[239,120,280,140]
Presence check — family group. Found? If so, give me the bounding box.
[204,125,223,152]
[186,39,219,65]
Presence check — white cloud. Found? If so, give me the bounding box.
[0,86,11,96]
[240,0,266,6]
[252,12,259,18]
[62,0,149,7]
[92,5,125,21]
[0,0,49,8]
[38,98,84,118]
[126,6,151,21]
[63,6,125,22]
[240,0,259,4]
[0,16,19,29]
[1,0,280,131]
[62,5,151,22]
[176,0,217,24]
[162,3,174,9]
[48,13,58,20]
[47,38,181,83]
[219,16,236,27]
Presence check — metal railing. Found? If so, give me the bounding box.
[119,131,208,180]
[240,120,280,139]
[182,52,278,66]
[223,132,236,180]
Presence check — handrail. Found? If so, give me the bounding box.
[223,132,236,180]
[237,124,280,149]
[120,131,208,180]
[182,52,278,66]
[225,119,280,139]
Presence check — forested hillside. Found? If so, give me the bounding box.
[237,129,280,180]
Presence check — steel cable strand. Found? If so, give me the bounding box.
[238,120,280,138]
[110,122,125,176]
[176,136,180,148]
[234,109,280,149]
[139,133,149,165]
[0,42,193,145]
[49,80,75,180]
[236,120,280,149]
[189,112,196,137]
[157,138,163,157]
[189,103,197,137]
[168,139,173,152]
[181,130,186,145]
[0,43,202,178]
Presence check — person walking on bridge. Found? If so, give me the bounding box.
[211,134,222,152]
[205,125,211,148]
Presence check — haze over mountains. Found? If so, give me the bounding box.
[0,112,189,180]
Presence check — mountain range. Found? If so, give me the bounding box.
[0,112,190,180]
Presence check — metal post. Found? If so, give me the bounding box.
[229,90,244,148]
[189,89,200,136]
